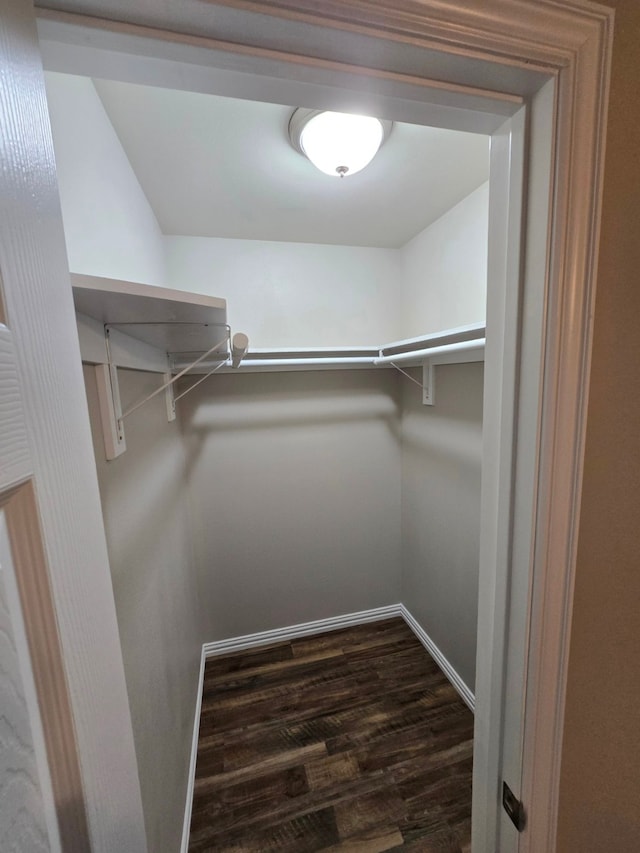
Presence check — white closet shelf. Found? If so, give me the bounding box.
[72,273,228,358]
[173,324,486,373]
[72,275,485,459]
[72,274,232,461]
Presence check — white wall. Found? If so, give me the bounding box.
[44,72,488,346]
[400,182,489,338]
[44,72,167,286]
[163,186,488,348]
[164,236,402,347]
[401,363,484,692]
[84,366,199,853]
[177,369,403,639]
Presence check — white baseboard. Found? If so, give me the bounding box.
[202,603,403,657]
[181,602,474,850]
[400,604,475,712]
[180,646,206,853]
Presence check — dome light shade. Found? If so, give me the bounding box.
[289,109,392,178]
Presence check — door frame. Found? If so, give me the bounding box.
[165,6,612,850]
[24,0,613,849]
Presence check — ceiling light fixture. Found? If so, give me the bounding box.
[289,109,392,178]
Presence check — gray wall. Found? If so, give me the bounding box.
[83,361,482,853]
[84,366,200,853]
[178,369,402,639]
[400,362,484,692]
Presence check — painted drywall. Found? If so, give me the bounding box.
[83,366,199,853]
[400,363,483,692]
[92,78,490,249]
[44,72,167,286]
[399,182,489,338]
[163,186,489,348]
[164,236,402,347]
[42,69,488,348]
[558,2,640,850]
[177,369,402,639]
[42,72,488,347]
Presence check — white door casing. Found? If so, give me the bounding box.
[475,102,529,851]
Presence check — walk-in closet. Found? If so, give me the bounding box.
[43,46,490,852]
[0,0,616,849]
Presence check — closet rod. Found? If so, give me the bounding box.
[222,339,485,369]
[373,338,486,365]
[237,356,376,367]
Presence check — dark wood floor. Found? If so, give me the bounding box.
[188,617,473,852]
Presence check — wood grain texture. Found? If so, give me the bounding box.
[0,326,31,490]
[189,619,473,851]
[0,513,51,853]
[4,483,90,850]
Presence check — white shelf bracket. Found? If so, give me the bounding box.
[388,359,435,406]
[119,335,230,425]
[423,361,435,406]
[95,327,229,460]
[95,328,126,460]
[164,372,176,422]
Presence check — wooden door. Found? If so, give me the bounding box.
[0,21,89,845]
[0,0,147,849]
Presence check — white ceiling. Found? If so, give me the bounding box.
[93,79,489,249]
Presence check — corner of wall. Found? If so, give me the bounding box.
[398,181,489,338]
[44,71,167,286]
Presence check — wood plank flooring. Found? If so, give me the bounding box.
[188,618,473,852]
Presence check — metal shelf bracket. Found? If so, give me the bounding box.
[95,325,230,460]
[423,361,435,406]
[388,359,435,406]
